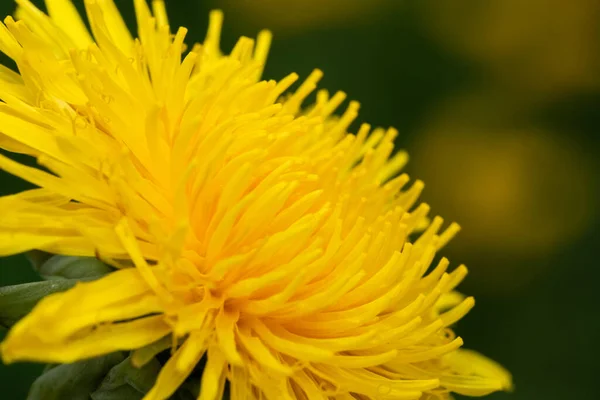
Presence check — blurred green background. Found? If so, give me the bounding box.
[1,0,599,399]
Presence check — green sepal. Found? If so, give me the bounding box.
[91,355,161,399]
[42,364,58,373]
[174,380,202,400]
[29,254,113,281]
[131,334,172,367]
[26,352,125,400]
[0,280,77,328]
[90,385,143,400]
[25,251,53,271]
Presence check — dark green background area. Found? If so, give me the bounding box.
[1,1,599,399]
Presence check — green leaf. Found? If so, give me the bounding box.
[91,355,161,399]
[26,353,125,400]
[32,255,113,281]
[90,386,143,400]
[0,280,77,328]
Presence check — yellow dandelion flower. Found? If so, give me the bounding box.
[0,1,512,399]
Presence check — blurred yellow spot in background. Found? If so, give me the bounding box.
[420,0,600,98]
[411,94,598,292]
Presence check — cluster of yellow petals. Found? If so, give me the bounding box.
[0,1,511,399]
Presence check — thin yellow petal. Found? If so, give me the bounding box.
[115,219,173,303]
[151,0,168,28]
[251,319,334,362]
[442,349,513,396]
[144,334,207,400]
[85,0,133,55]
[45,0,93,48]
[198,345,227,400]
[215,309,243,366]
[236,327,294,375]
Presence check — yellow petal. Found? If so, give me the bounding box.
[115,219,173,303]
[144,334,207,400]
[441,349,513,396]
[251,319,334,361]
[45,0,93,48]
[1,268,167,364]
[215,309,243,366]
[229,367,256,400]
[198,345,227,400]
[151,0,169,28]
[15,0,76,55]
[85,0,133,55]
[236,327,294,375]
[2,315,170,364]
[0,232,61,256]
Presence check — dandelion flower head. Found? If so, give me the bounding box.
[0,1,512,399]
